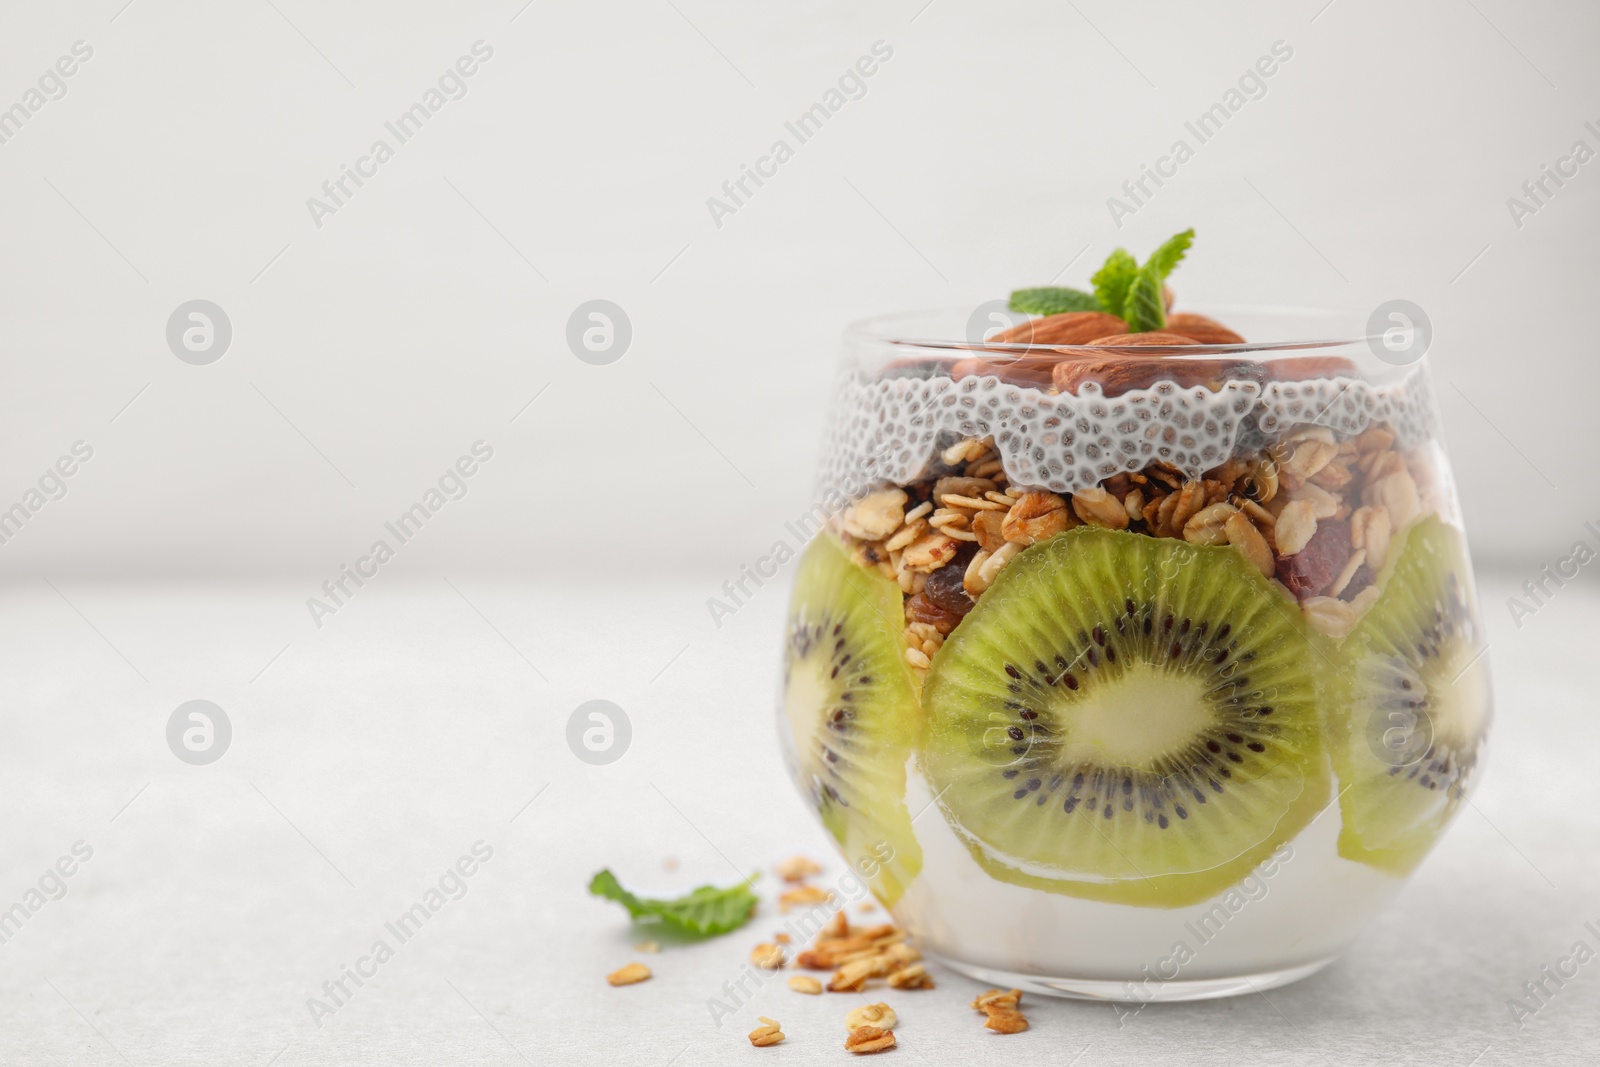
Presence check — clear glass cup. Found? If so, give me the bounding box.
[778,307,1491,1001]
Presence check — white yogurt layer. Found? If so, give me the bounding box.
[893,763,1402,983]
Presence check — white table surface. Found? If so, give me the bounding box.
[0,568,1594,1066]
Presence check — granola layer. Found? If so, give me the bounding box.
[829,422,1449,686]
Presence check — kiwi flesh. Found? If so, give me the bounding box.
[921,526,1329,908]
[1330,516,1490,875]
[781,534,924,905]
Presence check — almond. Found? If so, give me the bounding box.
[949,356,1056,388]
[1165,312,1246,345]
[1088,331,1200,346]
[1052,347,1265,397]
[986,310,1129,345]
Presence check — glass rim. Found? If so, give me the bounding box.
[845,304,1376,358]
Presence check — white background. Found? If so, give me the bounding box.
[1,1,1597,1064]
[0,0,1595,579]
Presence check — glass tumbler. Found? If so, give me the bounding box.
[777,307,1491,1001]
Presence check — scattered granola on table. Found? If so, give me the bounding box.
[748,1017,785,1047]
[605,962,651,987]
[778,884,834,911]
[845,1025,897,1054]
[775,854,824,882]
[972,987,1028,1033]
[845,1002,897,1030]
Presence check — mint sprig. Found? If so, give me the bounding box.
[1124,263,1167,333]
[1089,249,1140,321]
[1008,228,1197,329]
[588,869,759,937]
[1144,228,1194,280]
[1008,287,1100,316]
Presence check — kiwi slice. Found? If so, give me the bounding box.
[1330,516,1491,875]
[921,527,1329,908]
[781,534,923,905]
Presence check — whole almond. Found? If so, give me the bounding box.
[1087,331,1200,346]
[950,356,1056,388]
[1165,312,1246,345]
[1053,346,1265,397]
[987,310,1128,346]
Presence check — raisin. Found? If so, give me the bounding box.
[923,558,975,617]
[1275,517,1350,601]
[906,593,964,634]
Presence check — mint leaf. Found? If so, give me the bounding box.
[1124,264,1168,333]
[1091,249,1140,319]
[588,869,759,937]
[1008,287,1100,316]
[1145,228,1194,281]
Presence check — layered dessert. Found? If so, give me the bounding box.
[779,232,1492,998]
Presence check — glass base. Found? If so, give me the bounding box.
[928,951,1337,1003]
